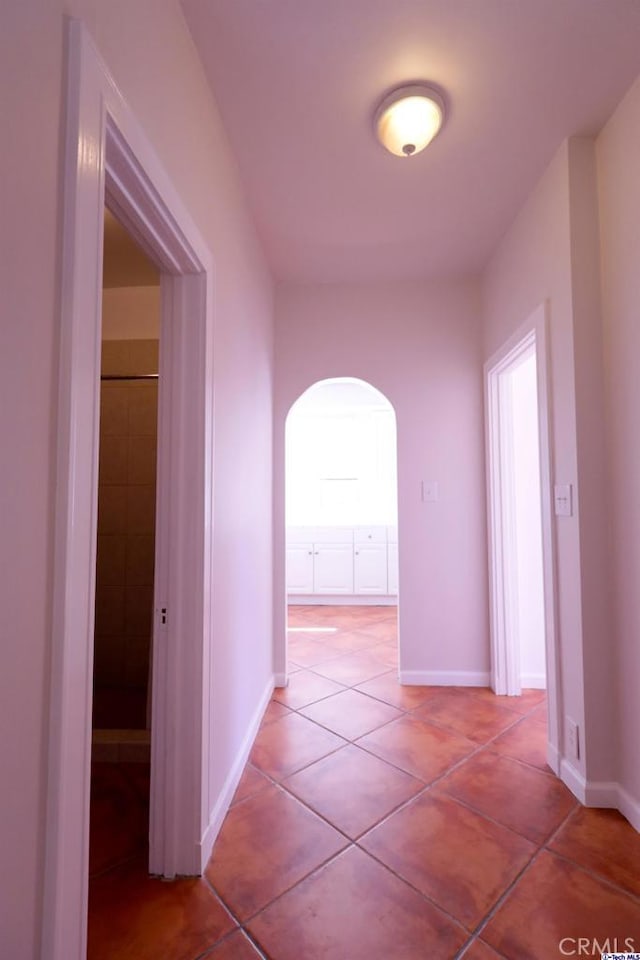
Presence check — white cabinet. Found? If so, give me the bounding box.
[286,544,314,594]
[354,525,388,544]
[314,544,354,594]
[286,525,399,598]
[387,541,399,594]
[354,543,388,594]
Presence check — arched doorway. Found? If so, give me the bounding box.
[282,378,400,691]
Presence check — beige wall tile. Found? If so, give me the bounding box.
[101,340,130,376]
[127,436,157,485]
[127,339,159,375]
[93,633,126,687]
[127,382,158,436]
[127,485,156,534]
[124,634,152,687]
[99,386,128,436]
[96,534,126,587]
[97,485,127,535]
[94,339,158,703]
[124,584,153,636]
[126,534,155,586]
[101,338,158,377]
[99,437,128,485]
[95,584,125,638]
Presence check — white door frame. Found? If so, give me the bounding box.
[42,19,215,960]
[485,303,561,770]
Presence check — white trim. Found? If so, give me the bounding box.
[584,780,620,808]
[618,786,640,833]
[584,782,640,832]
[484,304,562,768]
[43,19,214,960]
[274,672,289,688]
[557,767,640,833]
[547,740,561,776]
[399,670,491,687]
[199,678,275,862]
[520,673,546,689]
[560,758,587,802]
[582,780,640,830]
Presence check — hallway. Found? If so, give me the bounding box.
[88,607,640,959]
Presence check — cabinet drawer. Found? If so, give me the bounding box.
[287,526,321,543]
[313,527,354,543]
[354,526,387,544]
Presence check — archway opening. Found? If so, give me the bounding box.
[284,378,400,690]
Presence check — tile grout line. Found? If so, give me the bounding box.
[541,843,640,905]
[464,802,587,952]
[210,612,567,957]
[205,843,359,943]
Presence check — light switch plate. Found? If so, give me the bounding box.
[554,483,572,517]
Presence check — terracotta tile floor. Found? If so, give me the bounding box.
[89,605,640,959]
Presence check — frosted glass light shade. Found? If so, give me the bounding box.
[375,84,444,157]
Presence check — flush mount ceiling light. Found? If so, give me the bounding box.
[374,83,445,157]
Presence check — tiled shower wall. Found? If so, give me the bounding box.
[94,339,159,729]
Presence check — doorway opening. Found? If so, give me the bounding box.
[44,22,216,960]
[490,342,546,695]
[88,209,160,895]
[485,305,560,770]
[284,378,399,691]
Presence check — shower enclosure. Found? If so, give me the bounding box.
[92,338,159,762]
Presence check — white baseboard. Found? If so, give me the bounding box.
[399,670,491,687]
[618,785,640,832]
[560,758,587,803]
[546,740,561,775]
[584,779,619,808]
[583,780,640,832]
[274,672,288,688]
[288,595,397,606]
[559,761,640,833]
[197,675,274,870]
[520,672,546,689]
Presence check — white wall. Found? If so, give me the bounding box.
[481,137,614,787]
[0,3,274,956]
[510,351,546,688]
[597,73,640,809]
[286,379,397,527]
[274,280,488,682]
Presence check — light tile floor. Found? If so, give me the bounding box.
[88,605,640,959]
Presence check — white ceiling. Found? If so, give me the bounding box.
[181,0,640,284]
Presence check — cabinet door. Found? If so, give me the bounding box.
[313,544,354,594]
[354,543,388,594]
[387,541,399,595]
[286,544,314,594]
